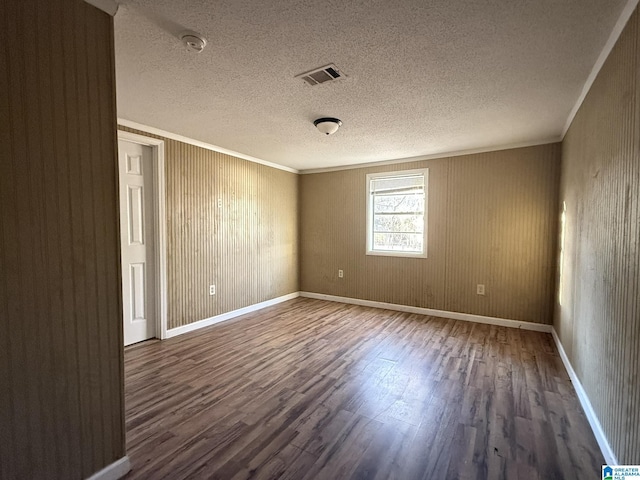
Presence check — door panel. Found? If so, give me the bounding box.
[127,185,145,245]
[119,139,156,346]
[129,263,146,321]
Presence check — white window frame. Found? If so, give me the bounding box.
[366,168,428,258]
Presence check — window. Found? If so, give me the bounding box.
[366,168,428,257]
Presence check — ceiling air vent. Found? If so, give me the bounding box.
[295,64,345,86]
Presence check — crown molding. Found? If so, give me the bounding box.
[117,119,299,174]
[113,1,639,171]
[83,0,118,16]
[562,0,640,138]
[300,138,561,174]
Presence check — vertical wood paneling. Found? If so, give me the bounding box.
[0,1,124,479]
[443,147,560,322]
[300,144,561,325]
[558,6,640,464]
[256,165,299,301]
[118,127,299,330]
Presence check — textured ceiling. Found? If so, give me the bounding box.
[114,0,627,171]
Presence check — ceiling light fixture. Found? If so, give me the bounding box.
[314,117,342,135]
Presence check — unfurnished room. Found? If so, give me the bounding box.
[1,0,639,479]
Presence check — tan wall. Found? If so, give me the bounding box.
[0,1,125,479]
[300,144,560,324]
[118,127,299,329]
[557,7,640,464]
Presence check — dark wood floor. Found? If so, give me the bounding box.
[123,298,603,480]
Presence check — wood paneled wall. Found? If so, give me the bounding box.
[557,7,640,464]
[0,1,125,479]
[300,144,560,324]
[118,127,299,329]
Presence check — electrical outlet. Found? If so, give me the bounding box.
[209,284,216,296]
[338,269,344,278]
[476,284,485,295]
[217,198,222,208]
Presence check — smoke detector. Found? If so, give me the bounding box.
[180,31,207,53]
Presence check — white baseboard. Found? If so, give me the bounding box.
[299,292,616,463]
[165,292,300,338]
[299,292,552,332]
[551,328,618,465]
[86,456,130,480]
[158,289,616,465]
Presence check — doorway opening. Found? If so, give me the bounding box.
[117,131,167,345]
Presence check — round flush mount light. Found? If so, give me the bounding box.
[180,31,207,53]
[314,117,342,135]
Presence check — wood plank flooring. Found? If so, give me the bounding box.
[123,298,604,480]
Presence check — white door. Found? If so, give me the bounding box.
[118,139,156,346]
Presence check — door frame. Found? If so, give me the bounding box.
[117,130,168,340]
